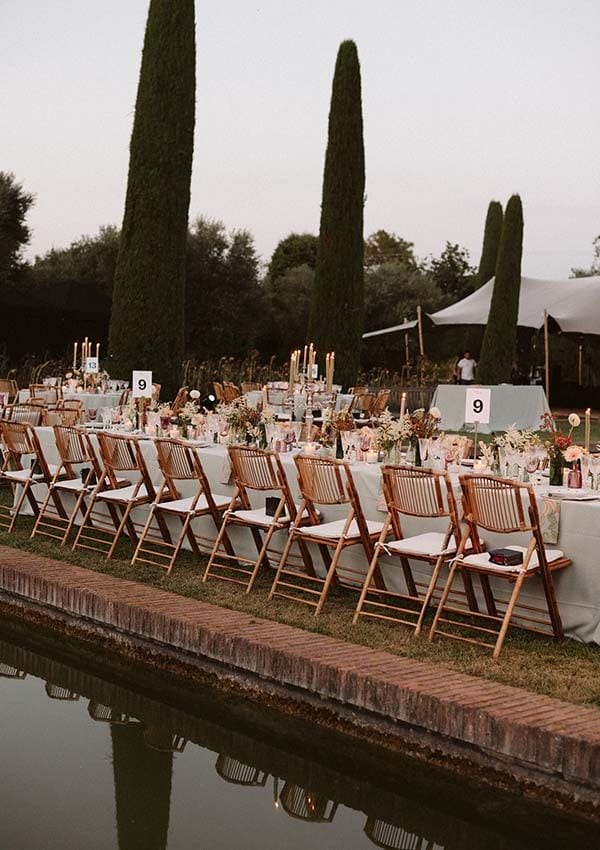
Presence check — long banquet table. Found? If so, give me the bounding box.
[18,390,122,412]
[19,427,600,645]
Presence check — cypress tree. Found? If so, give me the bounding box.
[309,41,365,388]
[477,195,524,384]
[475,200,503,289]
[108,0,195,399]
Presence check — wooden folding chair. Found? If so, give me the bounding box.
[172,385,188,413]
[0,421,61,533]
[72,433,163,559]
[213,382,224,403]
[241,382,261,393]
[29,384,60,404]
[203,445,308,593]
[354,465,475,634]
[0,379,18,403]
[223,382,241,402]
[429,475,571,659]
[2,404,44,425]
[42,407,80,427]
[131,438,232,574]
[269,456,384,615]
[31,426,106,545]
[351,392,375,418]
[371,389,391,418]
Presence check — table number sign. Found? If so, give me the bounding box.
[464,387,491,424]
[132,371,153,398]
[85,357,99,374]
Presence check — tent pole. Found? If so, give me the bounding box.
[544,309,550,405]
[417,305,425,358]
[578,341,583,386]
[404,316,410,366]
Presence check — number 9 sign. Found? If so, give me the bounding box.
[132,371,153,398]
[464,387,491,424]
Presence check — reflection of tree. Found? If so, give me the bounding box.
[364,817,438,850]
[279,782,338,823]
[111,725,173,850]
[215,754,267,787]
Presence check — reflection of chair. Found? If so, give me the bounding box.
[364,817,435,850]
[430,475,571,658]
[143,726,186,753]
[0,663,26,679]
[88,701,133,724]
[215,755,268,787]
[45,682,80,701]
[279,783,338,823]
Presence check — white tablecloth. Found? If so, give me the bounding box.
[20,427,600,645]
[430,384,551,434]
[18,390,122,412]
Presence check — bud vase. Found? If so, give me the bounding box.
[549,454,564,487]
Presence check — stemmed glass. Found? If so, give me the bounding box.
[589,454,600,490]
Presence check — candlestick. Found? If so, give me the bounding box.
[400,392,407,418]
[96,343,100,360]
[302,345,307,375]
[585,407,591,452]
[73,342,78,370]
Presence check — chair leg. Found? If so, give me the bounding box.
[428,560,459,642]
[352,544,383,624]
[203,514,234,582]
[9,482,35,533]
[30,484,54,539]
[268,526,298,600]
[131,505,157,566]
[315,537,346,616]
[107,503,135,559]
[415,555,444,636]
[492,571,527,659]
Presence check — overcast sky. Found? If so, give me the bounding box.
[2,0,599,277]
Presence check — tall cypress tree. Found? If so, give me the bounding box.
[108,0,195,399]
[477,195,524,384]
[475,200,503,289]
[309,41,365,388]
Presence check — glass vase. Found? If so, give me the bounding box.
[549,454,564,487]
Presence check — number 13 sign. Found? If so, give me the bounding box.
[132,371,153,398]
[464,387,491,424]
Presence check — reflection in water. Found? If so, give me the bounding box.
[111,725,173,850]
[279,782,339,823]
[44,682,80,701]
[215,754,268,787]
[0,662,26,679]
[0,626,597,850]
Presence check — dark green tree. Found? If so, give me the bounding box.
[428,241,475,299]
[0,171,34,285]
[108,0,195,398]
[475,200,503,289]
[364,230,417,269]
[309,40,365,388]
[477,195,524,384]
[33,225,120,297]
[571,234,600,278]
[185,217,263,360]
[266,233,318,283]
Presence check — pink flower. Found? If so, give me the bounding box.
[563,445,584,463]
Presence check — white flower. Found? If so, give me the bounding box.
[429,406,442,420]
[189,389,201,400]
[568,413,581,428]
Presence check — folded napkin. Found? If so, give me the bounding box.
[220,455,233,486]
[540,496,561,545]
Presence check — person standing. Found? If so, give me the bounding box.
[457,351,477,385]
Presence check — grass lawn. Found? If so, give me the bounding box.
[0,488,598,710]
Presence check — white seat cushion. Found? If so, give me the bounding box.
[386,532,456,558]
[159,493,230,514]
[2,464,59,483]
[461,545,564,573]
[97,484,148,503]
[297,518,384,540]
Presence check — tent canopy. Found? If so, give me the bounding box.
[362,275,600,338]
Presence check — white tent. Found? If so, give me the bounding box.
[429,275,600,334]
[362,275,600,338]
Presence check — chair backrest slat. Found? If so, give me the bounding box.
[295,456,348,505]
[460,475,531,533]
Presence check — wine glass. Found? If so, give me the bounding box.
[589,454,600,490]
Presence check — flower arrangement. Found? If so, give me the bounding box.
[373,409,411,454]
[407,407,441,440]
[494,425,541,452]
[332,406,355,432]
[541,412,581,485]
[318,407,336,448]
[218,398,261,442]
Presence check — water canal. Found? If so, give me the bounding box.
[0,616,597,850]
